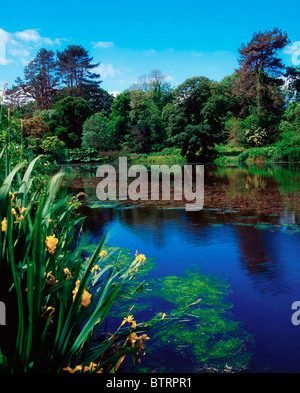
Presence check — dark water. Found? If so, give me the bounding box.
[65,163,300,373]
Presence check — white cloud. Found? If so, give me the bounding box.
[15,29,42,42]
[42,37,63,46]
[92,41,114,48]
[284,46,295,55]
[0,28,63,66]
[0,55,6,66]
[165,74,175,82]
[109,91,120,97]
[97,63,121,79]
[8,48,30,57]
[7,48,30,65]
[0,42,6,65]
[15,29,63,46]
[0,28,10,44]
[284,41,300,66]
[283,42,300,55]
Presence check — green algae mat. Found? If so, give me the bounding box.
[84,244,254,373]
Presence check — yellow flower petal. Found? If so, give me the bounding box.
[91,264,101,275]
[64,267,72,279]
[45,234,58,254]
[72,280,91,307]
[81,290,92,307]
[135,252,146,264]
[1,217,7,232]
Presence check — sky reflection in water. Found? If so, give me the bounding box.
[69,164,300,372]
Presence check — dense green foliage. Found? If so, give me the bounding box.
[81,113,115,151]
[3,28,300,163]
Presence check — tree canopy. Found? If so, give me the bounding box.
[4,28,299,163]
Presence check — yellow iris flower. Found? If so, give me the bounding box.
[72,280,92,307]
[45,234,58,255]
[121,314,137,329]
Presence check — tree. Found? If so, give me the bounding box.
[109,91,132,145]
[52,85,114,115]
[285,66,300,102]
[23,49,59,110]
[54,96,93,148]
[130,69,173,110]
[82,113,115,151]
[81,86,114,115]
[233,28,290,129]
[129,89,165,152]
[164,77,222,160]
[238,28,289,77]
[57,45,101,96]
[126,70,173,152]
[162,102,188,152]
[201,81,236,144]
[274,101,300,161]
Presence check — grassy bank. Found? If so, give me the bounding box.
[213,144,247,166]
[214,143,300,166]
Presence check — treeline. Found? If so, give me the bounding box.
[4,28,300,162]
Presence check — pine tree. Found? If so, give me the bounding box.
[57,45,101,96]
[233,28,290,126]
[23,49,59,110]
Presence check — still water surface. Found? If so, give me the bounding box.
[66,164,300,373]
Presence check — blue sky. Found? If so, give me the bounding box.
[0,0,299,94]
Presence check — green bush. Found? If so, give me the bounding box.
[273,101,300,162]
[41,136,65,154]
[64,148,103,163]
[41,136,66,163]
[238,146,276,163]
[237,151,249,163]
[272,143,300,162]
[237,145,300,163]
[248,146,275,159]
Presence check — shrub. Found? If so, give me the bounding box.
[272,142,300,162]
[23,116,47,139]
[41,136,65,154]
[238,146,276,163]
[237,150,249,163]
[40,136,66,163]
[244,126,267,148]
[64,148,103,163]
[273,101,300,162]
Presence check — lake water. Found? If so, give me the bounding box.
[65,163,300,373]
